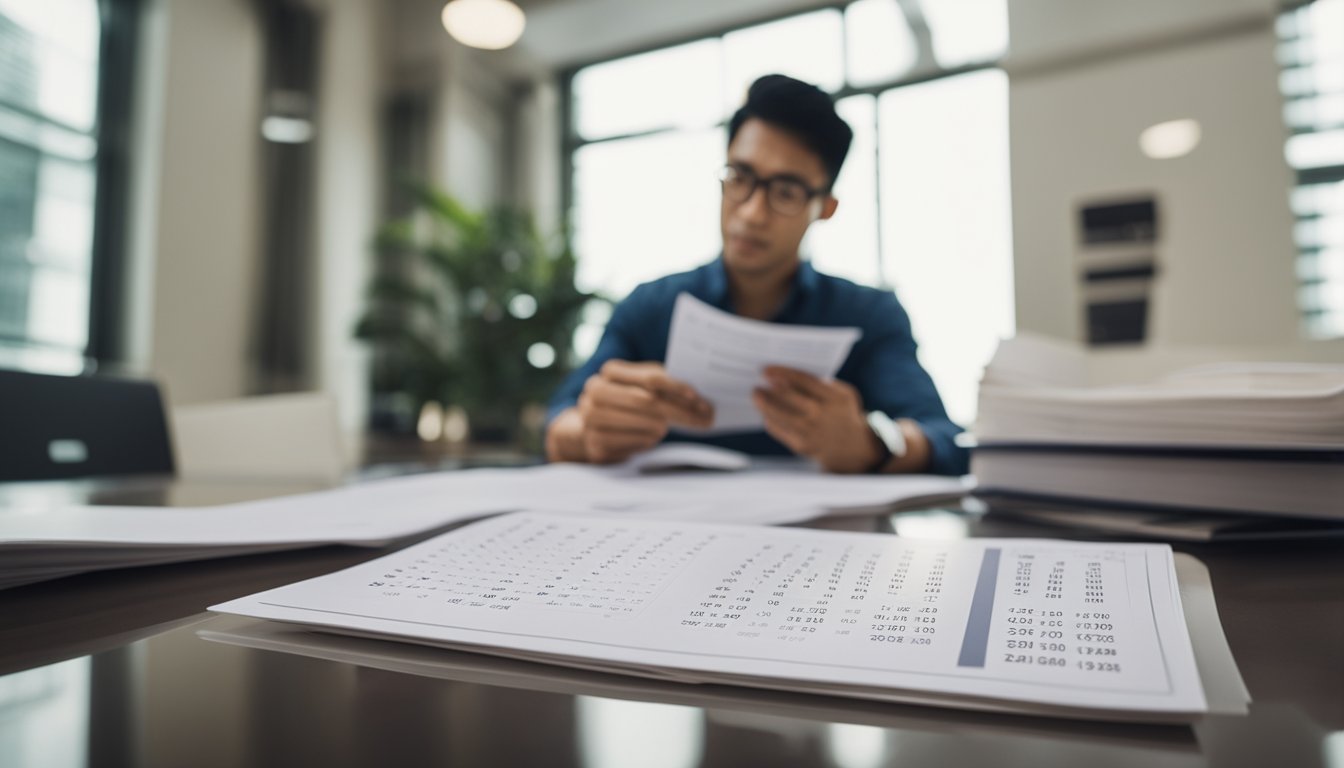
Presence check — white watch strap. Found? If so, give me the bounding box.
[866,411,908,461]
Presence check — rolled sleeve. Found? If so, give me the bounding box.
[545,288,646,426]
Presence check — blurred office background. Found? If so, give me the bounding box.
[1,0,1341,455]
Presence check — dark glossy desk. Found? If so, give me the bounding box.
[1,478,1341,768]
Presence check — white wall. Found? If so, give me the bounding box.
[432,44,514,210]
[512,80,562,231]
[137,0,264,405]
[1005,0,1275,74]
[311,0,384,445]
[121,0,169,375]
[1006,0,1312,353]
[520,0,833,69]
[389,0,521,211]
[126,0,387,444]
[1009,29,1299,347]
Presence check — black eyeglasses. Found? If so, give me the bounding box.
[718,164,828,217]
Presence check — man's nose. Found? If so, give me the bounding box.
[737,184,771,223]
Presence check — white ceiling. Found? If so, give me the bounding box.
[515,0,835,69]
[404,0,1280,81]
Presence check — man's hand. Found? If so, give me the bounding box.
[751,366,878,473]
[546,360,713,464]
[752,366,932,473]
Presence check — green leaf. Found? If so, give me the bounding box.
[356,184,596,443]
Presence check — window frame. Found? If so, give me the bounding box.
[87,0,141,365]
[559,0,1003,293]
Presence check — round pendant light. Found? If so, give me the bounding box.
[441,0,526,51]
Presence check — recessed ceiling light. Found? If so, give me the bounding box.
[441,0,526,51]
[1139,119,1201,159]
[261,116,313,144]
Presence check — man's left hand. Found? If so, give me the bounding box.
[751,366,880,474]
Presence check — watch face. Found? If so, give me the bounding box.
[866,412,908,459]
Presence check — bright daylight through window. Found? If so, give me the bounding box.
[1278,0,1344,338]
[0,0,101,373]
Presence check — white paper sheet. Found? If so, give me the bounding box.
[664,293,860,433]
[0,464,970,548]
[212,512,1210,718]
[624,444,752,473]
[1,462,970,589]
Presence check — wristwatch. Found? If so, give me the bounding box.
[865,411,908,473]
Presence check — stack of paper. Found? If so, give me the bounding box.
[210,512,1249,723]
[972,336,1344,518]
[0,458,970,589]
[974,495,1344,542]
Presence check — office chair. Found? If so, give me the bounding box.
[171,391,347,483]
[0,368,175,481]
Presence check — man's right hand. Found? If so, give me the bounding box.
[545,360,713,464]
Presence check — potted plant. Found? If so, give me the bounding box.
[355,185,601,452]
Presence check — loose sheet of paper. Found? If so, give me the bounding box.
[213,512,1206,715]
[1,464,969,548]
[624,444,752,473]
[664,293,860,433]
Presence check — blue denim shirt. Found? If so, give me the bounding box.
[547,258,970,476]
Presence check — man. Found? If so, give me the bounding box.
[545,74,968,476]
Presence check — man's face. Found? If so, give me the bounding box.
[720,118,838,281]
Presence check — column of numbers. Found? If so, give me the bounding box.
[365,519,715,617]
[993,550,1129,676]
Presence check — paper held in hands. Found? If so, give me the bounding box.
[212,512,1248,722]
[664,293,860,433]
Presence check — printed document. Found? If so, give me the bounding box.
[665,293,860,433]
[213,512,1216,719]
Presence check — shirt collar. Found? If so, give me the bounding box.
[706,255,820,313]
[705,256,731,307]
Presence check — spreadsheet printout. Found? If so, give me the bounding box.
[213,513,1206,715]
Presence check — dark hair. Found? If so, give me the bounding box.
[727,74,853,189]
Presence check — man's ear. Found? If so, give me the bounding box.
[817,195,839,222]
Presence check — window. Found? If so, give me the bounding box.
[1278,0,1344,338]
[566,2,1011,425]
[0,0,114,373]
[877,69,1011,428]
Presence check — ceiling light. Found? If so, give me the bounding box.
[441,0,525,51]
[261,116,314,144]
[1139,119,1201,160]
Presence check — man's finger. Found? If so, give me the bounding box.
[584,378,662,412]
[583,403,667,435]
[658,398,715,429]
[592,427,663,451]
[601,360,711,413]
[586,429,662,463]
[753,385,818,422]
[753,389,814,436]
[763,366,831,402]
